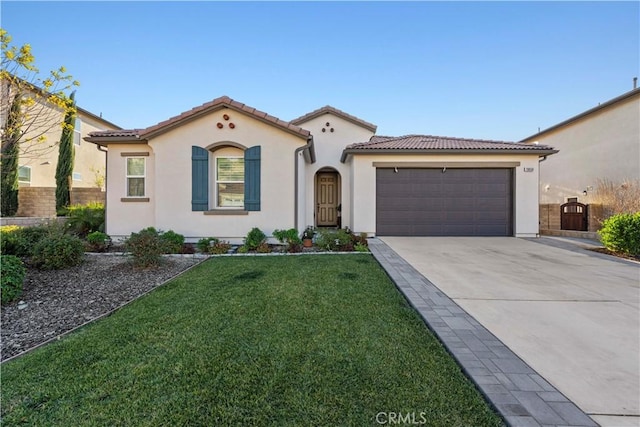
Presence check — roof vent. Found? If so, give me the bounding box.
[634,77,638,89]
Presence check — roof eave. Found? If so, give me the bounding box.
[520,88,640,142]
[142,103,310,140]
[84,136,145,145]
[341,148,559,163]
[292,109,377,133]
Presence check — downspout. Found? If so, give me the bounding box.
[97,144,108,234]
[537,155,547,237]
[294,135,315,230]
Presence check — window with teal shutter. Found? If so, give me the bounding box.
[244,146,261,211]
[191,146,209,211]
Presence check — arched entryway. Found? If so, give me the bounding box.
[315,168,341,227]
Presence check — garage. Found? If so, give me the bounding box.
[376,168,513,236]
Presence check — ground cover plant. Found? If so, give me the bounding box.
[1,255,502,426]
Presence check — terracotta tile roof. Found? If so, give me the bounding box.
[347,134,556,151]
[87,96,310,142]
[341,134,557,162]
[291,105,377,133]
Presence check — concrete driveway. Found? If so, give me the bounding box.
[380,237,640,427]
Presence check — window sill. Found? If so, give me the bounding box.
[121,197,150,203]
[203,209,248,215]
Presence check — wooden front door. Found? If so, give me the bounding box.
[317,173,338,226]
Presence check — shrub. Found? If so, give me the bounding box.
[1,225,22,256]
[354,242,369,252]
[273,228,302,252]
[86,231,111,253]
[244,227,266,251]
[65,202,105,237]
[237,245,249,254]
[32,233,85,270]
[256,242,272,253]
[197,237,219,253]
[160,230,185,254]
[593,178,640,219]
[315,228,353,251]
[125,227,164,268]
[196,237,231,254]
[1,255,25,305]
[1,224,58,257]
[598,212,640,256]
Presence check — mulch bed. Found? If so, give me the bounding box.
[587,247,640,262]
[1,255,202,362]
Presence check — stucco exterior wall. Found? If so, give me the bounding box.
[296,113,374,229]
[527,94,639,204]
[104,144,156,236]
[346,153,542,237]
[18,110,113,189]
[105,109,308,241]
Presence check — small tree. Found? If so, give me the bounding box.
[55,91,76,212]
[0,94,21,216]
[1,28,79,160]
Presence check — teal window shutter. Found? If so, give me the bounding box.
[244,146,261,211]
[192,146,209,211]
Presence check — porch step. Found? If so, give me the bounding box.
[540,228,600,242]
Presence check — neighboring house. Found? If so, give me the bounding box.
[12,105,120,217]
[86,96,556,241]
[521,87,640,204]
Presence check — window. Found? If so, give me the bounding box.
[73,117,82,146]
[72,172,82,181]
[126,158,145,197]
[18,166,31,183]
[216,157,244,207]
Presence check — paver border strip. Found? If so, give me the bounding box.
[368,238,598,427]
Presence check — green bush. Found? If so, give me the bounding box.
[244,227,266,251]
[273,228,302,253]
[598,212,640,256]
[160,230,185,254]
[196,237,231,254]
[354,242,369,252]
[1,255,26,305]
[1,224,57,257]
[86,231,111,253]
[32,233,85,270]
[65,202,105,237]
[256,242,272,253]
[125,227,164,268]
[197,237,219,253]
[1,225,22,256]
[315,228,353,251]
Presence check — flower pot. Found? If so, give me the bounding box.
[303,238,313,248]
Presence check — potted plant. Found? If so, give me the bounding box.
[301,226,315,248]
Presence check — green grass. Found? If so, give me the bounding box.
[1,255,503,426]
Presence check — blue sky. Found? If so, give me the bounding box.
[2,1,638,141]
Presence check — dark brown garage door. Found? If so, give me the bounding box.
[376,168,513,236]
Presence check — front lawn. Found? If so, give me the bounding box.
[1,255,503,426]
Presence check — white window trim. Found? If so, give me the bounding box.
[74,117,82,146]
[18,165,31,183]
[126,157,146,198]
[215,156,244,209]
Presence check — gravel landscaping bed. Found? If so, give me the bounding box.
[1,255,203,361]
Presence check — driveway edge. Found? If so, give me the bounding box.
[368,238,598,427]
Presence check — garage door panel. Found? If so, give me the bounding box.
[376,168,513,236]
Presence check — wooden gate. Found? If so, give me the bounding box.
[560,202,587,231]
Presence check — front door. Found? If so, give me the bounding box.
[317,173,338,226]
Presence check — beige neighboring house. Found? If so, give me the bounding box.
[12,104,120,217]
[521,87,640,204]
[86,96,556,242]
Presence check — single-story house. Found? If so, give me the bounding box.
[86,96,557,242]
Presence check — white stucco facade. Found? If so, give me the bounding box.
[344,154,542,238]
[89,96,553,241]
[522,89,640,204]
